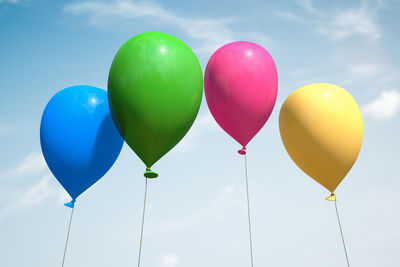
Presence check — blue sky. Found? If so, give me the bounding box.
[1,0,399,266]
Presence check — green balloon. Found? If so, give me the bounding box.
[108,32,203,178]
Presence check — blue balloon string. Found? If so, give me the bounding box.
[61,204,75,267]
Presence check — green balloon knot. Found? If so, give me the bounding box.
[144,168,158,179]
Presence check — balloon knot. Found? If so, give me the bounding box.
[325,193,337,201]
[238,146,247,155]
[144,168,158,179]
[64,199,76,208]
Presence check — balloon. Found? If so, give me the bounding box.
[40,85,124,201]
[108,32,203,178]
[279,83,363,196]
[204,41,278,154]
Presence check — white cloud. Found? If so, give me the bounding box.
[0,0,20,4]
[317,5,381,41]
[222,184,235,194]
[0,124,18,136]
[362,90,400,119]
[274,11,307,23]
[193,112,216,130]
[64,0,272,55]
[349,63,383,76]
[157,254,179,267]
[174,112,218,152]
[294,0,318,13]
[64,0,234,53]
[17,175,54,206]
[0,151,68,220]
[57,190,71,205]
[140,184,236,236]
[346,62,397,85]
[276,2,391,91]
[277,2,381,41]
[0,152,47,179]
[0,174,64,220]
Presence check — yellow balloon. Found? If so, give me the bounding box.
[279,83,363,195]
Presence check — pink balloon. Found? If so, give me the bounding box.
[204,41,278,152]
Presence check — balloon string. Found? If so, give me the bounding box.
[334,199,350,267]
[138,177,148,267]
[243,154,254,267]
[61,205,75,267]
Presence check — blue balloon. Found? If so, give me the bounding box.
[40,85,124,201]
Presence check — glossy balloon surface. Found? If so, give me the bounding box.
[279,83,363,193]
[204,41,278,148]
[40,85,124,200]
[108,32,203,168]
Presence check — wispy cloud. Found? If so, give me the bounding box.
[16,175,54,206]
[276,1,393,96]
[0,174,67,220]
[0,0,20,4]
[0,152,47,179]
[64,0,234,53]
[294,0,318,13]
[278,1,382,41]
[139,184,237,236]
[0,151,68,220]
[348,63,383,76]
[346,62,397,85]
[64,0,272,54]
[362,90,400,120]
[317,5,382,41]
[0,123,21,136]
[0,0,31,6]
[174,112,218,152]
[157,254,179,267]
[273,10,307,23]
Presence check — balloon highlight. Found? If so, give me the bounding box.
[108,32,203,177]
[40,85,124,200]
[204,41,278,152]
[279,83,363,194]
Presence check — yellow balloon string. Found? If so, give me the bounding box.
[334,198,350,267]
